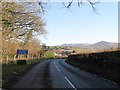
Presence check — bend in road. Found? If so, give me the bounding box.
[13,59,120,89]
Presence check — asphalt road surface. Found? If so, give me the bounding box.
[13,59,120,89]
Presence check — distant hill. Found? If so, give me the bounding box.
[89,41,118,50]
[60,41,118,50]
[62,43,91,48]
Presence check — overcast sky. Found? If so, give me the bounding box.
[39,2,118,46]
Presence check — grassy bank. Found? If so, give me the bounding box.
[66,59,120,85]
[2,59,42,88]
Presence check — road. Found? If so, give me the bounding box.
[13,59,120,89]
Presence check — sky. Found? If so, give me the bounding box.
[38,1,118,46]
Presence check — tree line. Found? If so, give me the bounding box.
[1,2,47,63]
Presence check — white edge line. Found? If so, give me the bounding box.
[64,76,77,90]
[81,69,118,86]
[100,76,118,85]
[93,74,118,85]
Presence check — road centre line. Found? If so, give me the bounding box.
[55,65,60,71]
[64,76,77,90]
[54,62,60,71]
[54,61,76,89]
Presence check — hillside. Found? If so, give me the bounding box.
[60,41,118,50]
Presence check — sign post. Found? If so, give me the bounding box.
[16,49,28,65]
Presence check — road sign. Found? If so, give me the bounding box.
[17,49,28,55]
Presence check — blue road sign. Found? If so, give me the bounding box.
[17,49,28,54]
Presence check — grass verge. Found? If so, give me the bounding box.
[2,59,42,88]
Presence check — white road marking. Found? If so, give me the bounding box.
[64,76,77,90]
[55,65,60,71]
[54,62,56,65]
[92,73,118,85]
[54,62,60,71]
[99,76,118,85]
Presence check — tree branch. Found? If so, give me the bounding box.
[67,0,74,8]
[78,0,83,7]
[87,0,100,11]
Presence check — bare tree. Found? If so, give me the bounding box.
[2,2,47,43]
